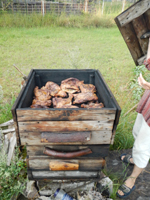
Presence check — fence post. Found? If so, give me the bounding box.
[102,0,104,15]
[122,0,126,12]
[1,1,3,10]
[41,0,45,16]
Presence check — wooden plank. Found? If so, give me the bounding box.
[16,109,116,122]
[31,171,98,179]
[20,130,112,145]
[18,120,113,133]
[2,128,15,134]
[28,157,105,171]
[0,119,14,127]
[116,0,150,27]
[41,131,91,143]
[132,15,149,55]
[7,132,16,166]
[26,145,110,158]
[115,18,143,65]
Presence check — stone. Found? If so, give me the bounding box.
[96,177,113,198]
[26,181,39,199]
[137,197,150,200]
[36,196,50,200]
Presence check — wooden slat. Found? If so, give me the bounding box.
[116,0,150,27]
[115,18,143,65]
[26,145,110,158]
[31,171,98,179]
[132,15,149,55]
[18,120,113,133]
[28,156,105,171]
[0,119,14,127]
[16,109,116,121]
[20,130,112,145]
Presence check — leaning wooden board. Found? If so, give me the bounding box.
[115,1,150,66]
[11,69,121,180]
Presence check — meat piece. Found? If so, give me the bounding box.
[60,77,84,94]
[56,90,67,98]
[58,105,79,108]
[30,104,49,109]
[73,92,98,104]
[81,102,104,108]
[80,84,96,93]
[31,99,52,108]
[45,81,67,97]
[34,86,51,101]
[52,94,73,108]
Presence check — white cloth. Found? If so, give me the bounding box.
[132,113,150,168]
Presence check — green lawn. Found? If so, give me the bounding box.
[0,26,138,149]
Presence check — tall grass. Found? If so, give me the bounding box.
[0,11,116,28]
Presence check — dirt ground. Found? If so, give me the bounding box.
[105,149,150,200]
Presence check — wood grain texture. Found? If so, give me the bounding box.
[31,171,99,179]
[49,161,79,171]
[28,156,105,171]
[116,0,150,27]
[115,18,143,65]
[20,130,112,145]
[132,15,149,55]
[18,120,113,133]
[16,109,116,121]
[144,9,150,30]
[41,131,91,143]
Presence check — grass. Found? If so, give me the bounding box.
[0,25,138,149]
[0,9,145,200]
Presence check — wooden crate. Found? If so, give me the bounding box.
[115,0,150,66]
[12,69,121,180]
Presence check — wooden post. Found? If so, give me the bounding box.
[102,0,104,15]
[84,0,88,13]
[122,0,126,12]
[1,1,3,11]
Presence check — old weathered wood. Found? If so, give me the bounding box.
[0,119,14,127]
[132,15,149,55]
[117,0,150,27]
[115,18,143,65]
[28,157,105,171]
[27,145,110,158]
[2,128,15,134]
[7,132,16,166]
[41,132,91,143]
[31,171,99,179]
[20,130,112,145]
[43,147,92,158]
[49,161,79,171]
[16,109,116,122]
[18,120,113,133]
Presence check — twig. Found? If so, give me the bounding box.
[13,64,27,81]
[123,103,139,117]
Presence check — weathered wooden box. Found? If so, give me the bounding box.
[115,0,150,66]
[12,69,121,180]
